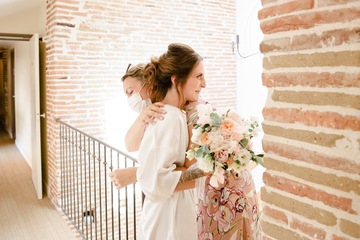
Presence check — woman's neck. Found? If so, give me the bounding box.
[162,87,183,109]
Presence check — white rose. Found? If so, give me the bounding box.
[198,157,213,173]
[191,127,203,144]
[197,104,214,125]
[234,149,251,165]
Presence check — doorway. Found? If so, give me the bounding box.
[0,33,45,199]
[9,49,15,139]
[0,48,15,139]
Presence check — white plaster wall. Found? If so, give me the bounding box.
[105,94,139,159]
[236,0,267,192]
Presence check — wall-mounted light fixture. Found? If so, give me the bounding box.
[232,34,260,60]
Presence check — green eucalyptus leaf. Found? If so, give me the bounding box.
[201,145,211,154]
[240,138,248,148]
[210,112,221,126]
[196,148,203,157]
[203,123,211,132]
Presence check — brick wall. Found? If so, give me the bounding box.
[44,0,236,208]
[259,0,360,239]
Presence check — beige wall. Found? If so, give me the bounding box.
[259,0,360,239]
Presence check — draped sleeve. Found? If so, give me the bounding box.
[136,105,188,202]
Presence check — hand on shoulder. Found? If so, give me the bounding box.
[140,102,167,125]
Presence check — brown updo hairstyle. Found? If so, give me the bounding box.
[143,43,203,109]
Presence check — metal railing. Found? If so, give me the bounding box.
[59,120,142,239]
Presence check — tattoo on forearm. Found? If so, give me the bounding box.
[178,168,206,185]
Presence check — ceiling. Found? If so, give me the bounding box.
[0,0,43,44]
[0,0,43,18]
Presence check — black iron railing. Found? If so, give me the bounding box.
[59,120,142,239]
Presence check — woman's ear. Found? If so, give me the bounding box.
[171,75,176,85]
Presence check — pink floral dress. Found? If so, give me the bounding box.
[195,168,261,240]
[185,100,261,240]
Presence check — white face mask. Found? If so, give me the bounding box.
[127,84,151,113]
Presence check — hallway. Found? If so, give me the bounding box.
[0,127,79,240]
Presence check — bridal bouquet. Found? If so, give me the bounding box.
[186,103,264,187]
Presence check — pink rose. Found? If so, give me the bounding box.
[214,150,228,163]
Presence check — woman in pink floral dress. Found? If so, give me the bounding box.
[186,103,261,240]
[195,168,260,239]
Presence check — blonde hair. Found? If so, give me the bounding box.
[121,63,146,83]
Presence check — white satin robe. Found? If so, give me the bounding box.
[137,105,197,240]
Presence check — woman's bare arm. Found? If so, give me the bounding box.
[175,103,208,191]
[125,102,166,152]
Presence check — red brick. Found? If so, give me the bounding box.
[331,234,349,240]
[290,218,327,239]
[318,0,360,7]
[262,107,360,131]
[260,28,360,53]
[260,8,360,34]
[262,72,360,88]
[258,0,314,19]
[262,206,289,224]
[263,173,357,214]
[262,140,360,175]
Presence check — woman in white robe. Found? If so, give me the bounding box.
[137,105,196,239]
[135,43,206,240]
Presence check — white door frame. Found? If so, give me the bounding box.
[30,33,43,199]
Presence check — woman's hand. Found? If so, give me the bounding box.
[140,102,166,125]
[109,167,138,189]
[125,102,167,151]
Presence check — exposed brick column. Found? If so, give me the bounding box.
[258,0,360,239]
